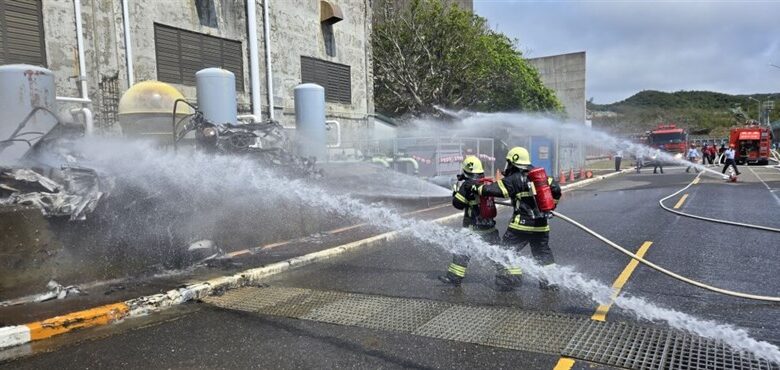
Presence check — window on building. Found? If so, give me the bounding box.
[0,0,47,66]
[154,23,244,91]
[301,56,351,104]
[322,24,335,57]
[194,0,218,28]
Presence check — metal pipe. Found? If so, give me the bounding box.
[121,0,134,86]
[393,157,419,174]
[246,0,262,119]
[326,120,341,148]
[68,107,94,135]
[262,0,274,120]
[56,97,92,104]
[73,0,89,101]
[237,114,261,123]
[370,157,390,168]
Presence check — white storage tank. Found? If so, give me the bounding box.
[196,68,237,125]
[294,83,326,161]
[0,64,59,165]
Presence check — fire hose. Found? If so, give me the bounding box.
[495,201,780,302]
[659,175,780,233]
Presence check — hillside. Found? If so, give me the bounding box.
[588,90,779,136]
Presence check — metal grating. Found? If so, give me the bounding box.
[300,56,351,104]
[563,321,779,370]
[356,299,450,333]
[153,23,244,91]
[414,305,507,344]
[0,0,47,66]
[483,310,589,355]
[204,287,779,370]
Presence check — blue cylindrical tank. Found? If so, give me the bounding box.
[196,68,237,125]
[294,83,326,161]
[0,64,58,164]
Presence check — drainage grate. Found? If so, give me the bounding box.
[563,321,779,370]
[203,287,778,370]
[483,310,588,355]
[356,299,450,333]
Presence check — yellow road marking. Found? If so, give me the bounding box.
[553,357,575,370]
[557,241,653,368]
[673,193,689,209]
[591,241,653,321]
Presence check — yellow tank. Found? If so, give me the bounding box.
[118,81,194,145]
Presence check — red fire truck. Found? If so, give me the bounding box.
[648,124,688,156]
[729,122,773,165]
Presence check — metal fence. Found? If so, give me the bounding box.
[332,136,495,177]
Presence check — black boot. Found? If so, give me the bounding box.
[438,274,462,286]
[539,280,560,291]
[495,274,522,291]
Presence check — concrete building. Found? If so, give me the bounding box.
[528,51,587,172]
[0,0,373,145]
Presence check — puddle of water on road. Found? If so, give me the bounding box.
[64,137,779,364]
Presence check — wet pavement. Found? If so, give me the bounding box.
[2,166,779,369]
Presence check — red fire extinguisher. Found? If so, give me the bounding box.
[527,167,555,212]
[476,177,497,219]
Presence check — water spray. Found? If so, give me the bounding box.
[424,109,730,179]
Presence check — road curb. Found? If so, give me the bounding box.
[0,170,627,351]
[560,168,631,191]
[0,212,463,350]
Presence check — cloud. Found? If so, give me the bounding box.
[474,1,780,104]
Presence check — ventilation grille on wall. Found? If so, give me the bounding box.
[301,56,351,105]
[154,23,243,91]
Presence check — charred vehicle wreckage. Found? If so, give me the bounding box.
[173,99,322,179]
[1,65,326,300]
[1,106,321,223]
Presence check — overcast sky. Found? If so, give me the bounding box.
[474,1,780,104]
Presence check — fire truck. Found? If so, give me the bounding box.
[647,124,688,156]
[729,122,773,165]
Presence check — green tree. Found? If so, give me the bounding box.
[373,0,561,117]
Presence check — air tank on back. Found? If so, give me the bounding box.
[196,68,237,125]
[0,64,59,165]
[294,83,326,161]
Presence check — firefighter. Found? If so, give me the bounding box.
[438,156,500,286]
[722,144,741,176]
[685,145,700,173]
[477,147,562,291]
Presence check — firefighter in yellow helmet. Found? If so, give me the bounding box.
[438,155,500,286]
[477,147,562,291]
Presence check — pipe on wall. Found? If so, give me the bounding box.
[121,0,134,87]
[57,0,94,135]
[262,0,274,120]
[246,0,262,122]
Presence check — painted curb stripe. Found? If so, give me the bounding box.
[0,326,30,349]
[25,303,129,342]
[0,170,625,350]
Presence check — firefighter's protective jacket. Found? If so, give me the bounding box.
[452,178,496,231]
[478,168,561,233]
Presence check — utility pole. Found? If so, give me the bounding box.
[748,97,760,122]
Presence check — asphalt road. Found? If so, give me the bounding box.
[2,166,779,369]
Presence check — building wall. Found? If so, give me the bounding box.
[34,0,372,145]
[270,0,373,137]
[527,51,587,171]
